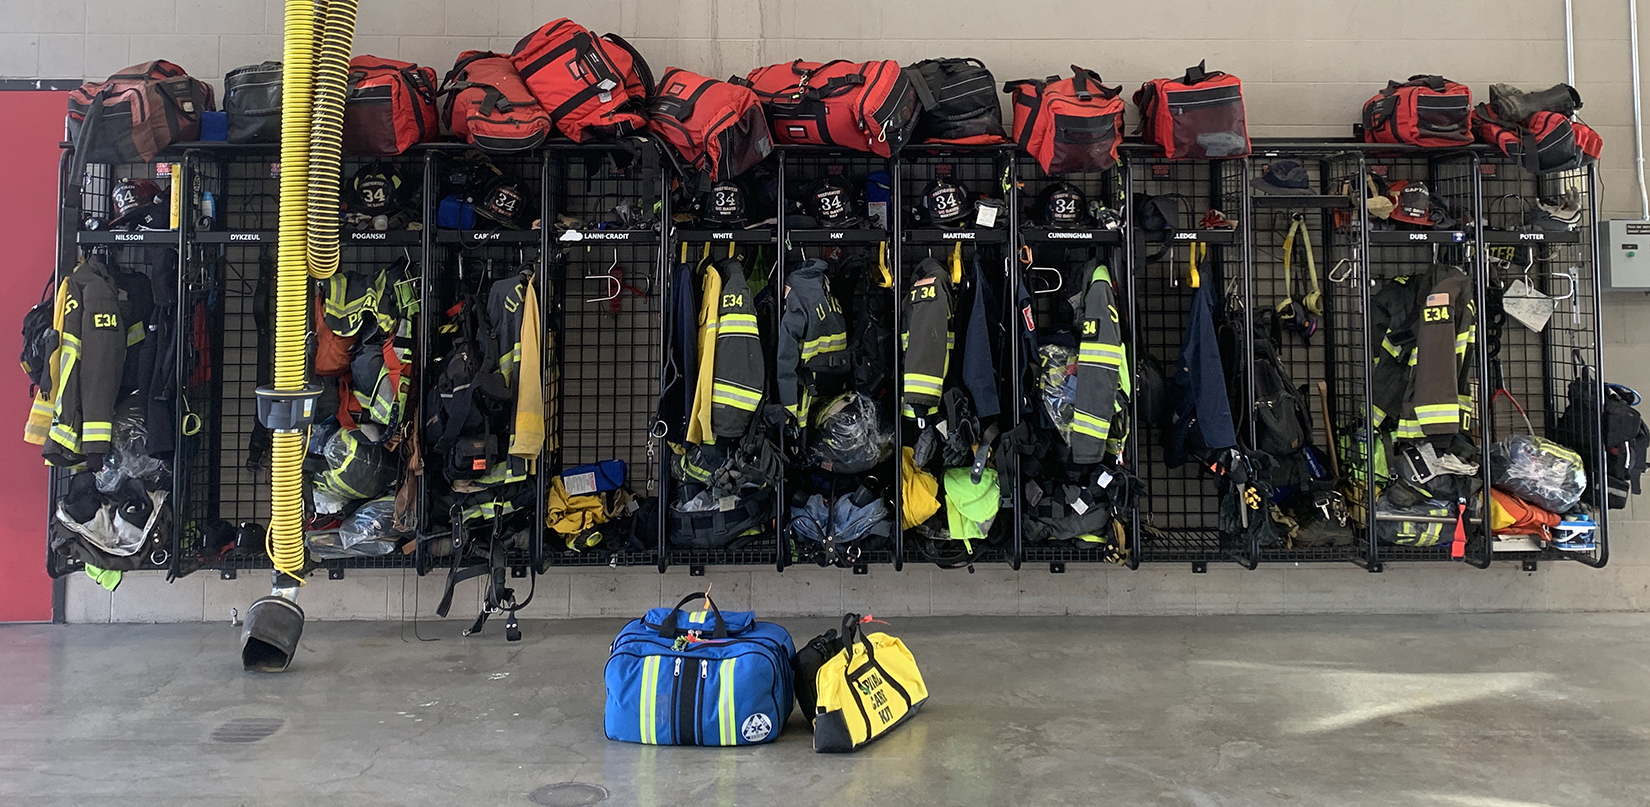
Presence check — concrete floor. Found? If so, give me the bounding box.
[3,615,1649,807]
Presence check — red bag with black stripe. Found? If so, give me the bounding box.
[738,60,920,158]
[343,56,439,156]
[441,51,552,154]
[1362,75,1473,148]
[1134,61,1251,159]
[646,68,773,187]
[1473,106,1601,174]
[1004,66,1124,174]
[510,18,654,143]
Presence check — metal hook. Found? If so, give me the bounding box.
[1028,265,1063,295]
[1327,258,1356,284]
[585,249,622,303]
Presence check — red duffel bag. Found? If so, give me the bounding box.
[1004,66,1124,174]
[737,60,919,158]
[1362,75,1473,148]
[343,56,439,156]
[510,18,653,142]
[1474,106,1601,174]
[441,51,553,154]
[1134,61,1251,160]
[646,68,773,186]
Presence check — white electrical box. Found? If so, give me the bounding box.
[1603,219,1650,289]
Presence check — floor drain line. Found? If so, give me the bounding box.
[209,717,285,743]
[529,782,609,806]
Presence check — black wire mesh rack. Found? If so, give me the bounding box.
[421,146,545,576]
[897,145,1017,571]
[49,150,190,579]
[1128,149,1254,568]
[184,148,428,577]
[1478,157,1607,568]
[543,142,667,570]
[1014,153,1139,570]
[769,146,902,571]
[1246,146,1370,565]
[1362,149,1492,567]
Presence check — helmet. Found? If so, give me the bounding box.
[1387,180,1454,228]
[698,179,748,226]
[473,175,534,229]
[1036,182,1087,228]
[108,179,168,230]
[921,178,971,226]
[347,162,405,217]
[804,175,859,227]
[809,392,891,474]
[111,179,162,217]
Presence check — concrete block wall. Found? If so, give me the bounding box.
[6,0,1650,620]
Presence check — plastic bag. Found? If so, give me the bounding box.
[1489,433,1587,513]
[810,392,892,474]
[1036,344,1077,442]
[312,427,398,511]
[95,398,169,493]
[308,496,404,558]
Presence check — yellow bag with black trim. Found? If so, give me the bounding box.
[811,614,928,753]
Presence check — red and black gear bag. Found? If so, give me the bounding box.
[441,51,552,154]
[1473,106,1601,174]
[737,60,920,158]
[1004,66,1124,174]
[646,68,773,187]
[1134,61,1250,160]
[907,57,1008,145]
[67,61,215,168]
[343,56,439,156]
[510,18,654,143]
[1362,75,1472,148]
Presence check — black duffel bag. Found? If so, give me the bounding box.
[906,57,1007,145]
[224,61,282,144]
[668,487,774,549]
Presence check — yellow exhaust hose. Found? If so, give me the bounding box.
[305,0,357,280]
[266,0,320,581]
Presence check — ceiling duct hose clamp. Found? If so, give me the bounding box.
[256,385,324,433]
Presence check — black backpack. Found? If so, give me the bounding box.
[20,280,56,395]
[906,58,1007,144]
[1248,317,1325,490]
[423,296,510,481]
[1557,355,1649,510]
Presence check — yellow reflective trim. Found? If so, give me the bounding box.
[640,656,660,744]
[1413,404,1459,424]
[1072,410,1110,439]
[125,322,144,346]
[712,383,762,409]
[719,658,737,745]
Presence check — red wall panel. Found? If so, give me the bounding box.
[0,91,66,622]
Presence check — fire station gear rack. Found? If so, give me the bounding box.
[50,139,1608,583]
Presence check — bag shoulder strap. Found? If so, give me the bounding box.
[602,33,655,96]
[906,65,939,111]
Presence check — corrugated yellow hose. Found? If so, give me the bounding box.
[306,0,356,280]
[266,0,320,581]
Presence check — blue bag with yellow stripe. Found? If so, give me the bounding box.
[605,592,795,746]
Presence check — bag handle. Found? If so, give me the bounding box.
[601,33,655,97]
[906,65,939,112]
[653,591,728,639]
[1070,65,1094,100]
[66,87,113,212]
[1405,74,1452,92]
[1180,60,1228,86]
